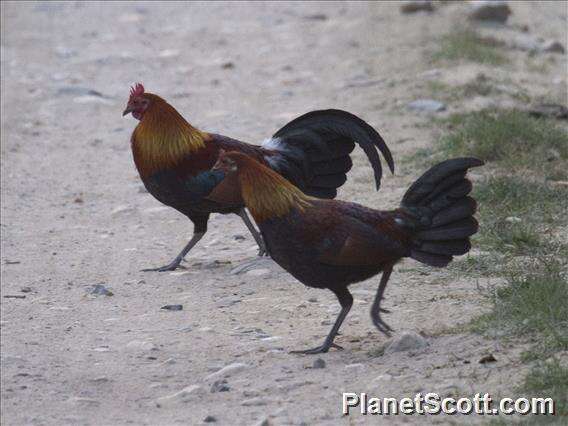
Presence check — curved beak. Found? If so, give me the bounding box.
[122,106,133,117]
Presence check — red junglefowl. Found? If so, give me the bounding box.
[122,83,394,272]
[213,151,483,354]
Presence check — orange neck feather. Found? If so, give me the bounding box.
[132,94,210,176]
[235,156,312,223]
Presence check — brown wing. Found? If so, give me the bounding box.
[314,204,409,266]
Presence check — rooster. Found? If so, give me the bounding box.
[122,83,394,271]
[213,151,483,354]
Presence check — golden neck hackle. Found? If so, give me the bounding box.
[132,95,208,175]
[237,157,313,223]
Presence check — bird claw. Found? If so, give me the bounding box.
[141,262,185,272]
[290,342,343,355]
[372,316,393,337]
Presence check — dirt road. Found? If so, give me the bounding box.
[1,2,566,425]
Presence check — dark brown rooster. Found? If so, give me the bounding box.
[213,151,483,354]
[123,83,394,271]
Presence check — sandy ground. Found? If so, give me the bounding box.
[1,2,566,425]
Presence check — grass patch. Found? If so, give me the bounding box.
[433,29,508,65]
[472,259,568,359]
[474,177,568,224]
[522,359,568,420]
[450,253,504,277]
[440,109,568,179]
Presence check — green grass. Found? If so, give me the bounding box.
[440,109,568,179]
[522,359,568,421]
[433,29,509,65]
[471,259,568,359]
[474,177,568,224]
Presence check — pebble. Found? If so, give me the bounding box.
[345,363,365,371]
[68,397,100,406]
[156,385,204,406]
[210,379,230,393]
[89,284,113,296]
[205,363,248,381]
[215,297,241,309]
[125,340,156,351]
[111,205,136,217]
[505,216,521,223]
[204,416,217,423]
[384,331,428,354]
[56,86,103,97]
[407,99,446,112]
[21,287,33,293]
[241,397,269,407]
[312,358,326,369]
[161,304,183,311]
[373,374,393,382]
[467,0,511,23]
[253,418,270,426]
[528,103,568,120]
[400,1,434,14]
[542,40,565,54]
[245,268,270,277]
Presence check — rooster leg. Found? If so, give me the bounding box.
[237,209,268,256]
[370,265,394,336]
[142,232,205,272]
[291,288,353,355]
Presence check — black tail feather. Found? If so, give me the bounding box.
[266,109,394,198]
[400,158,483,267]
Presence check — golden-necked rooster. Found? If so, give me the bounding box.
[213,151,483,354]
[123,83,394,271]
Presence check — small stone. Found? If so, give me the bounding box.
[205,363,248,381]
[373,374,393,382]
[303,13,327,21]
[252,418,270,426]
[400,1,434,14]
[204,416,217,423]
[468,1,511,23]
[307,297,318,303]
[542,40,565,54]
[89,284,113,296]
[221,62,234,69]
[479,354,497,364]
[215,297,241,309]
[385,331,428,354]
[245,268,270,277]
[156,385,204,406]
[528,103,568,120]
[345,363,364,371]
[505,216,521,223]
[241,397,269,406]
[233,234,245,241]
[111,205,136,217]
[312,358,326,369]
[407,99,446,112]
[161,304,183,311]
[68,397,100,406]
[210,379,230,393]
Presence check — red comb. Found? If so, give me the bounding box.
[129,83,145,99]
